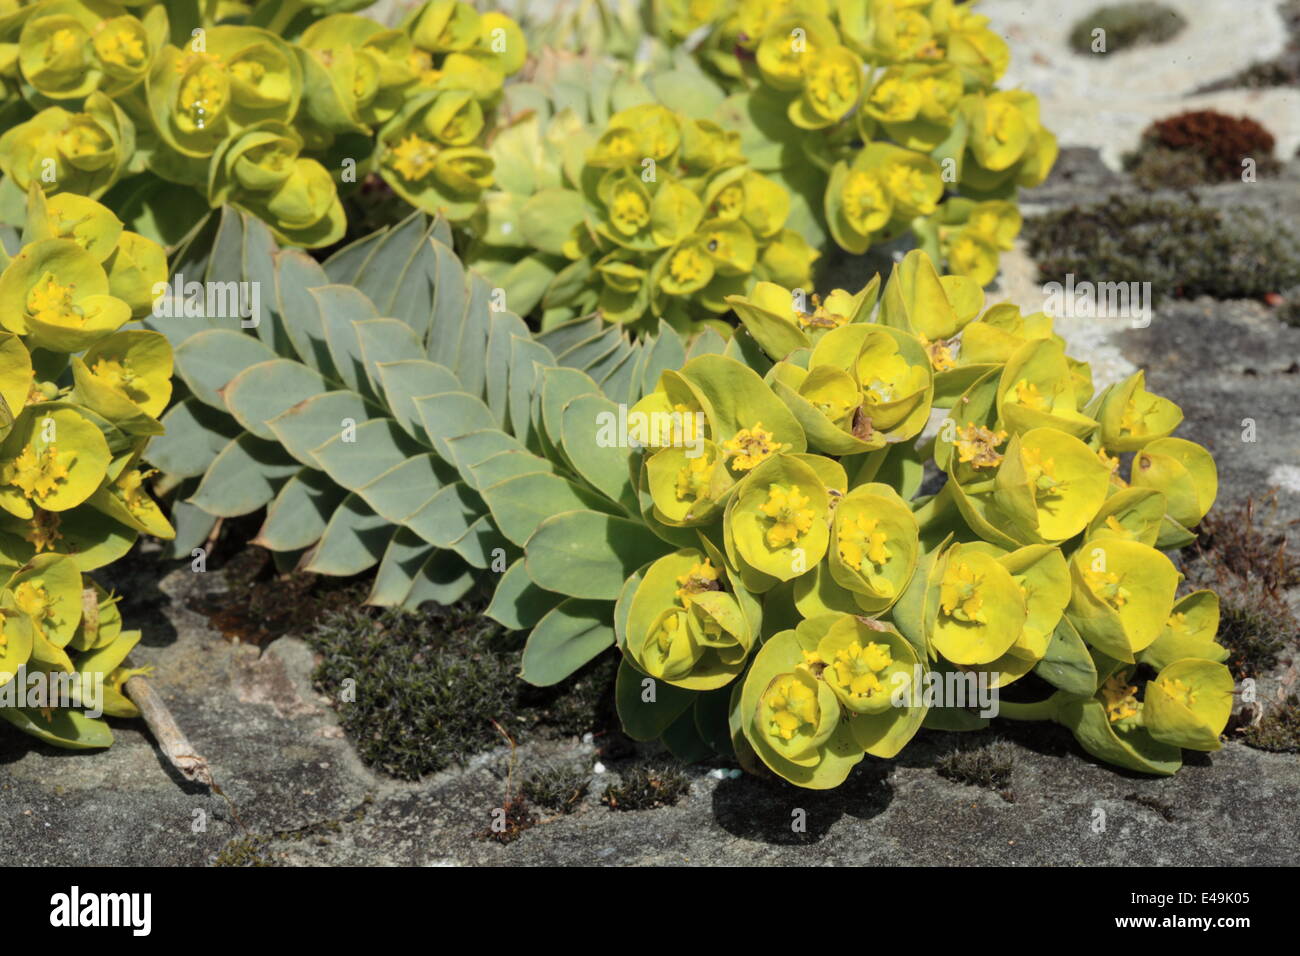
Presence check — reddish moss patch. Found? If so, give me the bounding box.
[1127,110,1278,185]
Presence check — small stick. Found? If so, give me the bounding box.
[124,674,214,789]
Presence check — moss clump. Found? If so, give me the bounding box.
[1243,697,1300,753]
[1217,597,1289,680]
[476,796,537,845]
[211,800,370,866]
[1126,110,1278,185]
[1069,2,1187,54]
[601,763,691,811]
[1182,497,1298,680]
[212,835,277,867]
[1024,194,1300,305]
[522,763,591,814]
[936,740,1016,798]
[307,603,619,781]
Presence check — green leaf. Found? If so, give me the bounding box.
[0,708,114,750]
[146,397,242,478]
[302,493,391,575]
[615,658,695,741]
[561,392,638,512]
[355,454,456,524]
[310,285,379,396]
[374,359,460,444]
[189,434,299,516]
[311,418,426,491]
[173,329,278,409]
[412,391,498,459]
[266,390,373,467]
[481,473,613,547]
[402,482,485,548]
[222,358,329,441]
[254,468,348,552]
[485,559,559,631]
[1036,616,1099,697]
[524,510,671,600]
[403,549,476,608]
[520,598,615,686]
[368,527,436,607]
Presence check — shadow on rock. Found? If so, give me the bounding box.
[711,762,893,845]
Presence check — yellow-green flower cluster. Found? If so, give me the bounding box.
[642,0,1056,284]
[0,0,526,247]
[609,248,1227,787]
[0,187,175,749]
[477,102,818,334]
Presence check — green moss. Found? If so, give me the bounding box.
[601,763,691,811]
[522,762,591,814]
[1216,595,1289,681]
[211,801,371,867]
[475,796,537,844]
[1069,2,1187,54]
[212,835,276,867]
[1180,498,1298,681]
[1243,696,1300,753]
[307,602,619,781]
[1024,195,1300,306]
[1124,147,1212,192]
[936,740,1015,797]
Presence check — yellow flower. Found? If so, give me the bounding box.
[92,357,151,406]
[668,245,710,285]
[712,182,744,219]
[1083,567,1130,609]
[175,52,227,130]
[795,293,848,330]
[940,561,986,623]
[3,445,71,501]
[94,21,146,70]
[23,509,62,553]
[918,332,957,371]
[723,422,782,471]
[953,423,1007,469]
[1158,675,1197,709]
[116,468,156,518]
[838,513,890,572]
[27,276,80,325]
[826,641,893,703]
[14,580,56,638]
[1021,445,1059,493]
[389,134,439,181]
[59,118,113,163]
[759,483,814,548]
[1101,673,1140,723]
[674,455,715,502]
[763,673,819,741]
[869,75,921,119]
[610,185,650,235]
[1009,378,1049,412]
[674,559,720,605]
[884,162,937,214]
[1097,447,1124,483]
[805,53,857,116]
[841,170,889,234]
